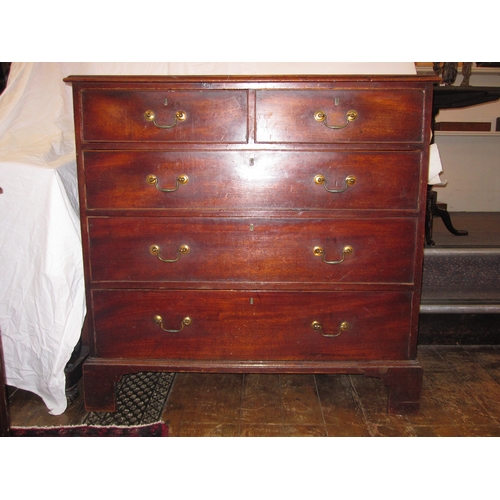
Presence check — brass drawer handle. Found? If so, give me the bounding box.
[313,245,353,265]
[150,244,190,263]
[146,174,189,192]
[314,109,357,129]
[154,315,191,333]
[311,320,350,338]
[314,174,356,193]
[144,109,187,129]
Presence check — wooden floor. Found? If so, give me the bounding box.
[6,345,500,437]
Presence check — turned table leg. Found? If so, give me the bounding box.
[426,185,468,246]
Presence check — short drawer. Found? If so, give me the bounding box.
[88,217,417,285]
[255,89,425,143]
[92,290,413,360]
[83,150,422,211]
[80,89,248,143]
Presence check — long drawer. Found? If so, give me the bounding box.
[92,290,413,360]
[83,150,422,211]
[255,89,425,143]
[80,89,248,143]
[88,217,417,284]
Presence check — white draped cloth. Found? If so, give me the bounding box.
[0,62,423,414]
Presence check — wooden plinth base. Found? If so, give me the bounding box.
[83,358,423,415]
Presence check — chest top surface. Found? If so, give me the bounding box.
[66,74,436,147]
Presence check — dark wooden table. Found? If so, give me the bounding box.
[426,85,500,246]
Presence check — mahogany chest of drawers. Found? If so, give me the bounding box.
[65,75,436,413]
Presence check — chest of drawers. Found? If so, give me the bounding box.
[65,75,436,414]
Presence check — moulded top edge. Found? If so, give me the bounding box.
[63,74,440,84]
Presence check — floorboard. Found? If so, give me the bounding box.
[7,345,499,437]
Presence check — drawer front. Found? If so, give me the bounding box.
[92,290,413,360]
[88,217,416,284]
[80,90,248,143]
[255,89,424,143]
[83,150,421,211]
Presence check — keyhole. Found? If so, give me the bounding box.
[334,98,340,106]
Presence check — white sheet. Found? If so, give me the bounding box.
[0,62,417,414]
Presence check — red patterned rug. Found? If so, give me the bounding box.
[9,372,175,437]
[10,421,168,437]
[84,372,175,426]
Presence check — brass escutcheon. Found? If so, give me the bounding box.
[346,110,358,121]
[314,109,358,129]
[314,110,327,122]
[144,109,187,129]
[346,175,356,186]
[314,245,353,265]
[175,110,187,121]
[314,174,356,193]
[311,320,350,338]
[150,244,190,263]
[146,174,189,192]
[154,315,191,333]
[144,109,155,121]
